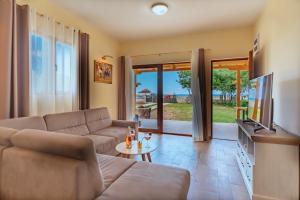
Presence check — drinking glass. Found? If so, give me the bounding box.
[144,133,152,148]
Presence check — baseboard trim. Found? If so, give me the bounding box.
[252,194,278,200]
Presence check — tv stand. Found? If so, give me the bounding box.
[236,119,300,200]
[253,125,264,132]
[241,120,264,132]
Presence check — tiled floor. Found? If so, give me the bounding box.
[213,123,238,140]
[135,134,250,200]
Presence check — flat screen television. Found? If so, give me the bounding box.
[247,73,273,130]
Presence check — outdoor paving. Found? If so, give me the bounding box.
[140,119,158,130]
[163,120,192,134]
[140,119,192,134]
[140,119,238,140]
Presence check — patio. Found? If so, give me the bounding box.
[140,119,238,140]
[213,123,238,140]
[140,119,192,135]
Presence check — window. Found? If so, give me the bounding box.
[29,10,79,115]
[30,32,78,115]
[55,41,72,94]
[31,34,48,94]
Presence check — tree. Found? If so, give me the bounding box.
[177,71,192,95]
[240,71,249,93]
[213,69,250,105]
[212,69,236,103]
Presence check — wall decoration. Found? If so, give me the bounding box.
[253,33,260,56]
[94,60,113,84]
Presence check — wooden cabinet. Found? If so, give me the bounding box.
[237,128,254,196]
[236,120,300,200]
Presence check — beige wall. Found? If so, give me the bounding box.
[255,0,300,135]
[121,26,254,64]
[17,0,121,119]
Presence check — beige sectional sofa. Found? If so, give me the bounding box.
[0,107,136,155]
[0,108,190,200]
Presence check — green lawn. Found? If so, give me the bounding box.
[163,103,192,121]
[162,103,235,123]
[213,104,236,123]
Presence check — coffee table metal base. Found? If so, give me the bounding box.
[121,152,152,162]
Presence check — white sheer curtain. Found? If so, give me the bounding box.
[29,8,79,115]
[191,49,204,141]
[124,56,134,120]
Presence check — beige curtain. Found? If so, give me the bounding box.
[78,32,90,110]
[0,0,30,119]
[118,56,134,120]
[124,56,134,120]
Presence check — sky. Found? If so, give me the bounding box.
[135,71,250,96]
[136,71,189,95]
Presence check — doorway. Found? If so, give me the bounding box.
[133,64,163,133]
[133,63,192,135]
[211,58,249,140]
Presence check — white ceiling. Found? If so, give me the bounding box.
[52,0,265,41]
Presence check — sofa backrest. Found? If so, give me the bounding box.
[0,116,47,130]
[0,129,104,200]
[44,110,90,136]
[0,127,18,196]
[85,107,112,133]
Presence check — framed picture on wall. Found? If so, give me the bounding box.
[94,60,112,84]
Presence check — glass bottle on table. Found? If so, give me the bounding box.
[128,126,136,141]
[126,127,133,149]
[125,134,132,149]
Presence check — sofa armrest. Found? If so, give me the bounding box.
[112,120,138,131]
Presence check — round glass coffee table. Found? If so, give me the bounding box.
[115,141,157,162]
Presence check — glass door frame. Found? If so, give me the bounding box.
[133,64,163,133]
[210,57,249,139]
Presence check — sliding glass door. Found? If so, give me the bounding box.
[133,63,193,135]
[133,65,163,133]
[162,64,192,135]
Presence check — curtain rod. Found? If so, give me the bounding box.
[131,50,191,58]
[132,61,191,67]
[130,49,210,58]
[36,11,73,30]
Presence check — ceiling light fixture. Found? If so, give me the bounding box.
[151,3,168,16]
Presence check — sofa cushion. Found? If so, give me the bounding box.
[54,125,90,136]
[97,154,136,189]
[85,135,117,155]
[0,116,47,130]
[44,111,89,136]
[1,147,101,200]
[5,129,105,199]
[85,108,112,133]
[97,162,190,200]
[93,126,128,143]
